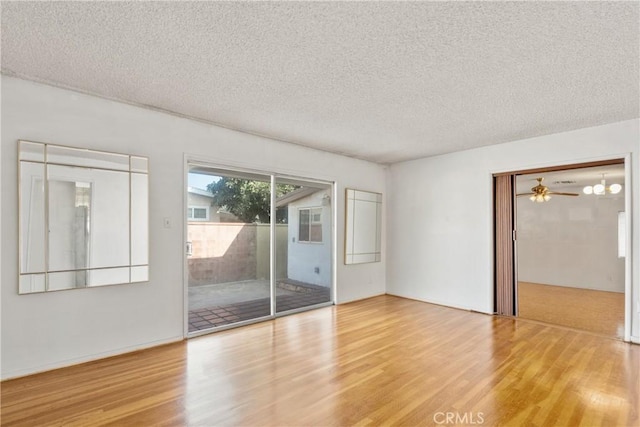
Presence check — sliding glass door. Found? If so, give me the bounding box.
[186,167,272,333]
[274,178,333,313]
[186,163,333,335]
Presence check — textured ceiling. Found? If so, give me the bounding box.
[1,2,638,164]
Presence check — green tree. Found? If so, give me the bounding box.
[207,178,297,223]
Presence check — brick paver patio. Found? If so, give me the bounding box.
[189,281,331,332]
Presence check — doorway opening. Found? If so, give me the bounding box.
[494,158,629,339]
[185,163,334,336]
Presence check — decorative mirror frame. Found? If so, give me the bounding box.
[18,140,149,294]
[344,188,382,264]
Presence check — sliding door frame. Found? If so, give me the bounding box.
[493,154,632,342]
[183,155,336,338]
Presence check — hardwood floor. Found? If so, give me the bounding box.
[518,282,625,338]
[2,295,638,426]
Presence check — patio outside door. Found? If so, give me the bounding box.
[275,177,333,313]
[186,163,334,335]
[186,167,272,333]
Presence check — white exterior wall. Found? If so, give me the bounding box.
[286,190,332,286]
[387,119,640,343]
[0,76,386,379]
[187,192,215,222]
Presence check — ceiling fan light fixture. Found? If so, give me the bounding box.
[593,183,605,195]
[519,176,578,202]
[583,174,622,196]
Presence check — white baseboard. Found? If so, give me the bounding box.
[385,292,492,314]
[336,291,386,305]
[1,335,183,381]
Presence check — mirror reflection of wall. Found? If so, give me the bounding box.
[48,180,92,276]
[345,189,382,265]
[18,140,149,294]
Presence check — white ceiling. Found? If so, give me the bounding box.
[1,2,638,164]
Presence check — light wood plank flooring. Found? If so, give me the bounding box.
[518,282,625,338]
[2,295,638,426]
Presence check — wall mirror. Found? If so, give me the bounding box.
[345,189,382,264]
[18,140,149,294]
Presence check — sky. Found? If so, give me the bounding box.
[188,173,219,190]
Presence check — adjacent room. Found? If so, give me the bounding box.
[1,2,638,426]
[515,164,626,338]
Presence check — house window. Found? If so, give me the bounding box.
[299,207,322,243]
[188,206,209,221]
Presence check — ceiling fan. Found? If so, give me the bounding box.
[517,177,579,203]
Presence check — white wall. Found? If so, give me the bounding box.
[517,190,625,292]
[387,119,639,342]
[286,190,332,286]
[0,76,387,379]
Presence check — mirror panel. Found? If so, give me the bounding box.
[18,140,149,294]
[353,199,378,254]
[131,173,149,266]
[19,141,45,162]
[130,156,149,173]
[48,165,130,271]
[19,274,46,293]
[345,189,382,265]
[48,271,87,291]
[20,162,46,274]
[87,267,131,287]
[88,169,130,268]
[47,145,130,171]
[131,266,149,283]
[47,179,92,272]
[49,268,133,290]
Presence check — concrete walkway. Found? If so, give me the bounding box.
[188,279,296,310]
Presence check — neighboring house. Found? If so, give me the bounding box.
[187,187,239,223]
[276,188,332,287]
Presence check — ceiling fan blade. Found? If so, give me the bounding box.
[547,192,579,196]
[516,193,534,197]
